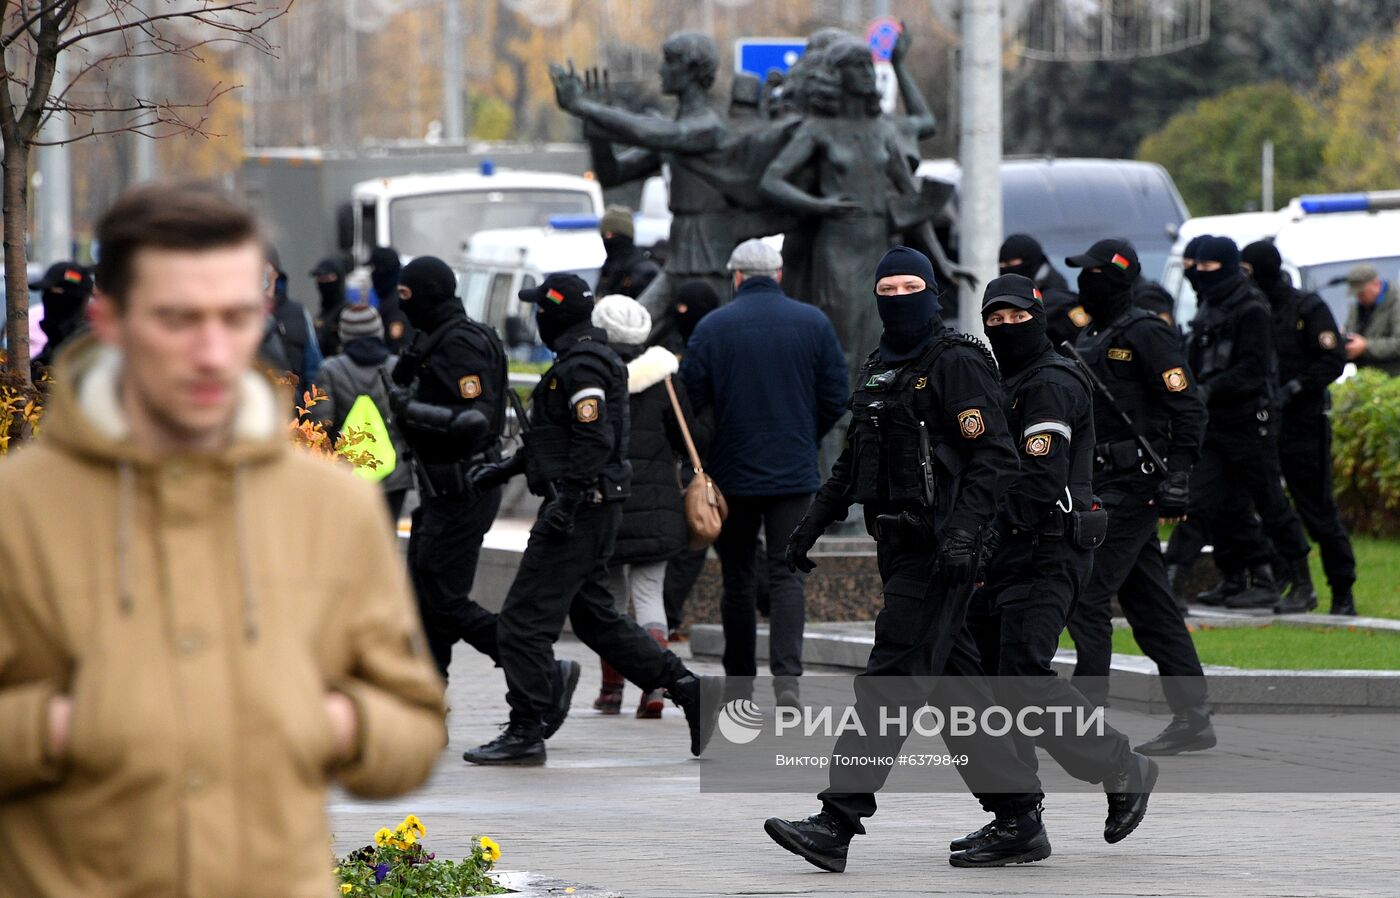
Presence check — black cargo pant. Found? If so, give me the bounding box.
[408,486,503,678]
[819,539,1044,833]
[1166,424,1311,572]
[968,533,1132,784]
[497,500,689,728]
[1068,486,1209,712]
[1280,408,1355,592]
[1170,408,1356,594]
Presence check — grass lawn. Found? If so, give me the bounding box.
[1060,623,1400,670]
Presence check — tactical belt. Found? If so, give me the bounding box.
[1093,439,1148,474]
[422,446,501,497]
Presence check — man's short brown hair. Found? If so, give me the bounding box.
[94,183,261,304]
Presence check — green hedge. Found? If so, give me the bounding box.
[1331,370,1400,537]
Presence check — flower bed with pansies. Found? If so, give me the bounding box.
[336,815,505,897]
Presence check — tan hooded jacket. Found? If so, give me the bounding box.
[0,336,446,898]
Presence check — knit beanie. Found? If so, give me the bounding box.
[339,303,385,342]
[591,294,652,347]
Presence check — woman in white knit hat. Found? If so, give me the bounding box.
[589,294,704,717]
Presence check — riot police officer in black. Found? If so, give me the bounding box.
[972,273,1157,844]
[1165,236,1317,612]
[999,233,1087,347]
[1243,240,1355,615]
[391,257,581,734]
[766,248,1054,871]
[1061,239,1215,756]
[462,273,713,766]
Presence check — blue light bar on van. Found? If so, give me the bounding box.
[1299,190,1400,214]
[549,214,601,231]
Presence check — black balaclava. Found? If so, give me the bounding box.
[1069,239,1140,324]
[369,246,401,304]
[398,255,461,332]
[1241,239,1286,307]
[602,233,635,261]
[981,274,1049,375]
[998,233,1047,282]
[874,246,942,362]
[1192,235,1243,303]
[311,256,347,316]
[1181,234,1206,292]
[523,273,596,349]
[672,279,720,343]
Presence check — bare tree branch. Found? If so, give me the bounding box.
[57,2,270,52]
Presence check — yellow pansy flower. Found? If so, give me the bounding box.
[402,814,426,837]
[340,885,353,895]
[479,836,502,862]
[373,828,393,847]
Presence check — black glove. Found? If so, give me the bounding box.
[388,384,414,416]
[975,527,1002,585]
[786,496,846,573]
[1195,383,1211,405]
[468,454,523,492]
[1281,379,1303,401]
[938,527,979,587]
[540,490,584,536]
[785,515,824,574]
[1154,470,1191,519]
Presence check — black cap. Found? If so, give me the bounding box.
[981,273,1043,313]
[1065,238,1140,275]
[309,256,346,278]
[519,272,594,309]
[29,262,92,295]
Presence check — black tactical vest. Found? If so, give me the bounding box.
[1004,353,1095,512]
[847,334,996,508]
[525,336,632,499]
[1190,283,1277,414]
[1075,306,1163,448]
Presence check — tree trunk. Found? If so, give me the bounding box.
[2,140,32,386]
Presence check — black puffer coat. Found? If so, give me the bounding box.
[611,345,697,566]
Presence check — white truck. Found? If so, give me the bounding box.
[1162,190,1400,329]
[347,166,604,267]
[454,218,607,361]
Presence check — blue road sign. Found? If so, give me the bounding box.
[734,38,807,79]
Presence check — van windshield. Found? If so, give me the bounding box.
[389,189,595,261]
[1302,257,1400,329]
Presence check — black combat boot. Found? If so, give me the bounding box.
[665,672,717,756]
[1225,564,1281,611]
[1330,587,1357,617]
[947,804,1051,867]
[764,811,854,873]
[1165,564,1189,616]
[1103,752,1159,843]
[1134,705,1216,755]
[1196,570,1246,607]
[542,659,581,739]
[949,818,1000,852]
[1274,557,1318,614]
[462,720,546,766]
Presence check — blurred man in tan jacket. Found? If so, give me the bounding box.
[0,184,447,898]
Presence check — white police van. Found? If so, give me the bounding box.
[454,216,606,362]
[1163,190,1400,329]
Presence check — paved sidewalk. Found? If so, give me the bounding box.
[329,639,1400,898]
